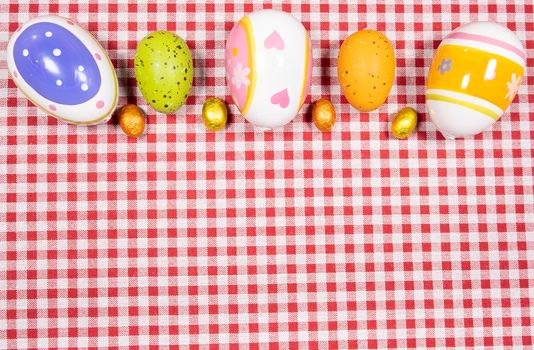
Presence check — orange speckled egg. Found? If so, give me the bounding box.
[337,29,395,112]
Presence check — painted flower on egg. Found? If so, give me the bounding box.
[231,62,250,89]
[505,73,522,101]
[438,59,452,75]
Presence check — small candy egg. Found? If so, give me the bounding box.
[202,97,227,131]
[118,104,145,138]
[226,10,312,129]
[391,107,417,139]
[6,15,118,124]
[312,98,336,132]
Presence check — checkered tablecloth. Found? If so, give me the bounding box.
[1,1,533,349]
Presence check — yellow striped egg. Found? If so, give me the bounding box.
[426,22,525,139]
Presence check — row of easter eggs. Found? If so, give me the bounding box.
[7,11,526,139]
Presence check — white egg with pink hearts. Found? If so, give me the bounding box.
[226,10,313,130]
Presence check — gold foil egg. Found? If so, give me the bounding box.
[118,104,145,138]
[202,97,227,131]
[391,107,418,139]
[312,98,336,132]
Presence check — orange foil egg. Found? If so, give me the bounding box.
[118,104,145,138]
[312,98,336,132]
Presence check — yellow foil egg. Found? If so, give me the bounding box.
[312,98,336,132]
[202,97,227,131]
[118,104,145,138]
[391,107,417,139]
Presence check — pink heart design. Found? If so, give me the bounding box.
[264,30,285,50]
[271,89,290,109]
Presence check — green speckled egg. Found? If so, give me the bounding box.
[134,31,193,113]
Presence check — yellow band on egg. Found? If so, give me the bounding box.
[427,44,524,111]
[240,16,256,118]
[298,30,310,109]
[426,93,500,120]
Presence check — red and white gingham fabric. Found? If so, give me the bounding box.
[1,1,533,349]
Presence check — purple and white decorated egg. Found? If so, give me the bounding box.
[7,15,118,125]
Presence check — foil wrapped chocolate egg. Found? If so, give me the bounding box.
[391,107,417,139]
[202,97,227,131]
[118,104,145,137]
[312,98,336,132]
